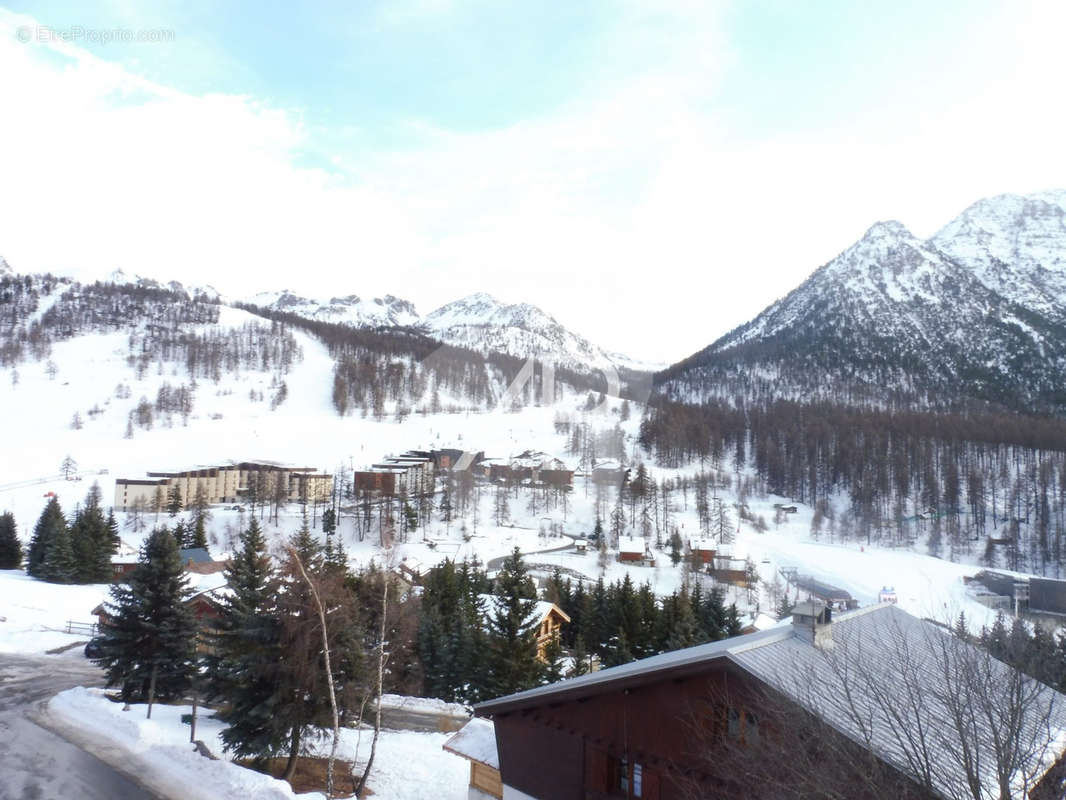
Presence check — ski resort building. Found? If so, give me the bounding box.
[473,603,1066,800]
[113,461,333,511]
[353,451,436,496]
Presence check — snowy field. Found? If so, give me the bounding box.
[47,687,468,800]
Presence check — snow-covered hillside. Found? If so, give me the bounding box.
[423,292,642,373]
[246,289,421,328]
[931,191,1066,322]
[245,287,651,375]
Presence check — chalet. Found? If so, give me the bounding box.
[111,547,227,581]
[618,537,647,563]
[93,573,228,652]
[114,461,333,511]
[444,717,502,800]
[473,603,1066,799]
[480,595,570,662]
[687,538,716,564]
[591,459,627,486]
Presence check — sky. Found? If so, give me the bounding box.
[1,1,1065,365]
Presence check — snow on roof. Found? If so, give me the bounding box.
[620,537,645,554]
[443,718,499,769]
[478,594,565,632]
[592,459,621,470]
[475,604,1066,797]
[688,538,715,551]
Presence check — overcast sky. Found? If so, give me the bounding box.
[2,1,1065,364]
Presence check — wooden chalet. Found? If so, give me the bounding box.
[473,603,1066,800]
[687,538,716,564]
[618,537,647,563]
[480,595,570,662]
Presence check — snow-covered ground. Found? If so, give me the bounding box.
[47,687,468,800]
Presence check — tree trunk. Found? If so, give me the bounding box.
[146,663,157,719]
[356,577,389,797]
[282,725,301,782]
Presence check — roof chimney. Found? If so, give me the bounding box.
[792,600,834,649]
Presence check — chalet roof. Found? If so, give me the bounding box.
[475,604,1066,799]
[478,595,570,632]
[443,718,499,770]
[619,537,645,555]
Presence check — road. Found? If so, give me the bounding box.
[0,651,158,800]
[485,535,577,572]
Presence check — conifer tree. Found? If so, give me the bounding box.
[94,528,197,710]
[166,485,183,516]
[0,512,22,569]
[41,515,77,583]
[27,497,66,577]
[189,514,209,552]
[209,517,284,761]
[486,548,542,698]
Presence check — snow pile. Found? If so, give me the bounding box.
[47,687,470,800]
[49,687,303,800]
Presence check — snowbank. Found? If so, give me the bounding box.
[46,687,469,800]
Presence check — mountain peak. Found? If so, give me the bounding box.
[861,219,915,242]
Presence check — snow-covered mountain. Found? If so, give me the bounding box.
[246,289,649,375]
[103,268,221,301]
[246,289,420,329]
[658,191,1066,413]
[930,191,1066,322]
[423,292,640,373]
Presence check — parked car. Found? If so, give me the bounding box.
[84,639,102,659]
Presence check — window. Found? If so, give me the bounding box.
[727,706,741,737]
[619,757,628,792]
[632,763,643,798]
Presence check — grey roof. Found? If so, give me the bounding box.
[476,604,1066,798]
[179,547,213,564]
[791,575,853,602]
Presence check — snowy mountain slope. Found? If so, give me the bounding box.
[245,288,651,375]
[246,289,420,328]
[423,292,633,373]
[103,267,221,301]
[930,192,1066,321]
[658,190,1066,412]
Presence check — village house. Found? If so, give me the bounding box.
[687,538,716,564]
[111,547,227,582]
[618,537,647,563]
[472,603,1066,800]
[113,461,333,511]
[354,450,436,497]
[481,451,573,488]
[480,595,570,662]
[591,459,627,486]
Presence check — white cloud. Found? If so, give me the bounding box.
[1,2,1065,365]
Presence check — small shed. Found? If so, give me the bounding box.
[444,717,502,799]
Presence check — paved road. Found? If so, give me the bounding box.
[0,651,158,800]
[485,535,577,572]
